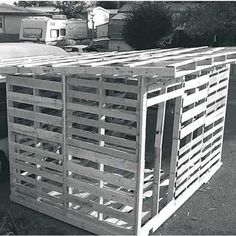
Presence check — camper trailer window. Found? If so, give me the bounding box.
[60,29,66,36]
[23,28,42,38]
[50,29,59,38]
[0,17,3,29]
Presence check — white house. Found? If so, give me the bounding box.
[88,6,118,29]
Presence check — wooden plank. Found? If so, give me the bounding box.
[206,98,226,115]
[62,74,68,216]
[11,191,64,215]
[7,75,62,92]
[8,107,62,127]
[178,142,202,167]
[168,96,182,203]
[140,162,222,235]
[12,161,63,184]
[184,74,209,90]
[67,194,135,225]
[147,88,183,107]
[134,77,147,236]
[67,145,137,172]
[208,79,228,94]
[67,177,135,207]
[102,81,139,94]
[181,102,206,123]
[8,91,62,110]
[9,123,63,143]
[180,116,205,139]
[200,153,221,175]
[10,142,63,161]
[202,129,223,150]
[183,88,208,107]
[67,115,137,136]
[67,161,136,190]
[176,159,201,187]
[205,108,225,126]
[67,103,137,121]
[7,65,175,78]
[12,171,63,194]
[14,152,63,172]
[68,127,137,149]
[151,90,166,219]
[68,138,137,162]
[177,150,202,176]
[178,134,203,157]
[11,181,64,205]
[11,194,132,235]
[207,89,227,105]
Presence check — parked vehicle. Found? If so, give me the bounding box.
[19,15,88,45]
[0,43,68,176]
[84,37,110,52]
[19,16,67,45]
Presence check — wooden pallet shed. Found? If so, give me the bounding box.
[0,47,235,235]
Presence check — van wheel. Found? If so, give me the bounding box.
[0,150,9,182]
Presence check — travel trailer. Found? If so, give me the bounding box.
[19,16,88,44]
[65,18,88,40]
[19,16,67,45]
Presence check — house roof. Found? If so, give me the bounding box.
[25,6,60,14]
[106,9,119,14]
[111,12,131,20]
[118,3,139,13]
[96,22,109,28]
[0,3,50,15]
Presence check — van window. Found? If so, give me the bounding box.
[50,29,59,38]
[23,28,42,38]
[60,28,66,36]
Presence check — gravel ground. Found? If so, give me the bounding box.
[0,77,236,235]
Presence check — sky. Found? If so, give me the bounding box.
[0,0,16,4]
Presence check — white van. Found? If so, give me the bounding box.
[19,16,67,45]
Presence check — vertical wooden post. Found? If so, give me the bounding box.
[98,75,105,220]
[217,64,230,163]
[167,96,182,203]
[62,74,68,216]
[6,80,17,193]
[33,75,42,201]
[135,77,147,236]
[151,89,166,219]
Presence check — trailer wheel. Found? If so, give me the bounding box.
[0,150,9,182]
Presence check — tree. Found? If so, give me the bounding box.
[96,1,126,9]
[123,2,173,50]
[14,1,90,19]
[54,1,90,19]
[14,1,55,7]
[181,2,236,46]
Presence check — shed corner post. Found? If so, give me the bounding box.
[167,94,182,203]
[134,76,148,236]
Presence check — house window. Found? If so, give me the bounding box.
[0,16,3,29]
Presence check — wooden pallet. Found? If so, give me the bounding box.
[0,47,234,235]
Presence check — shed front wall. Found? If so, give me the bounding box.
[6,63,230,235]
